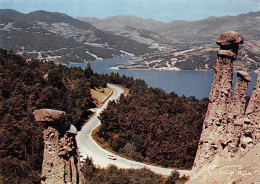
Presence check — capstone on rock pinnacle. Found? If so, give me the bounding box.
[216,31,244,57]
[216,31,244,46]
[33,109,66,122]
[237,71,252,82]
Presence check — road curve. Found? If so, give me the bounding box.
[76,83,191,176]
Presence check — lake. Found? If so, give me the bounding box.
[68,57,258,99]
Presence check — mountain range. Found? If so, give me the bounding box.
[82,12,260,42]
[0,9,155,63]
[0,9,259,71]
[81,12,259,71]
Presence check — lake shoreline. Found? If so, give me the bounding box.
[67,56,258,99]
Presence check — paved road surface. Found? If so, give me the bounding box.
[76,83,191,176]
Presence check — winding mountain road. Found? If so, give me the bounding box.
[76,83,191,176]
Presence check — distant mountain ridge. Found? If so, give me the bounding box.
[0,9,155,63]
[80,15,165,32]
[81,11,260,41]
[80,12,260,71]
[154,11,260,43]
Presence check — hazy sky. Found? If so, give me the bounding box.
[0,0,259,22]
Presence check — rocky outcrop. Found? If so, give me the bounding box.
[33,109,85,184]
[34,109,66,122]
[240,75,260,152]
[190,32,260,183]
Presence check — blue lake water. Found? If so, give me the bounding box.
[68,57,258,99]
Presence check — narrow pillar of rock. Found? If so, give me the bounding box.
[229,71,252,118]
[240,74,260,153]
[192,31,244,173]
[225,71,252,155]
[33,109,85,184]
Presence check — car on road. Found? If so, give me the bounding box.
[108,155,116,160]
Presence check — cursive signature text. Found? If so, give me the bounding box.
[207,164,258,177]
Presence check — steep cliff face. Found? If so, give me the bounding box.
[33,109,85,184]
[190,32,260,183]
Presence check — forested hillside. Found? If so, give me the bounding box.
[98,80,209,169]
[0,48,105,183]
[0,49,208,183]
[82,157,189,184]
